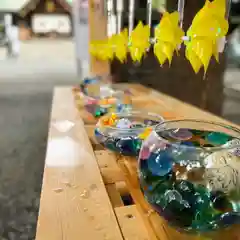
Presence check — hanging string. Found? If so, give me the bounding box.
[128,0,135,38]
[146,0,153,29]
[177,0,185,29]
[225,0,232,19]
[117,0,124,34]
[107,0,114,37]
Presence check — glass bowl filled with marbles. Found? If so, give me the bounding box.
[80,75,132,118]
[138,119,240,234]
[95,111,164,156]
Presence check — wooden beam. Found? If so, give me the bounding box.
[88,0,110,75]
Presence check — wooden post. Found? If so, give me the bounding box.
[88,0,110,75]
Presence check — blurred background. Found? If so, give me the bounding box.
[0,0,240,239]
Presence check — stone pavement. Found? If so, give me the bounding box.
[0,39,81,240]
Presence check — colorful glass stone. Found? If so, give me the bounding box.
[169,128,193,140]
[116,118,132,129]
[204,151,240,194]
[138,127,153,140]
[210,191,232,212]
[147,152,173,176]
[116,137,141,156]
[206,132,231,145]
[220,212,240,226]
[140,146,151,160]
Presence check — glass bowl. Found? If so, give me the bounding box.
[94,111,164,156]
[80,76,132,117]
[138,119,240,234]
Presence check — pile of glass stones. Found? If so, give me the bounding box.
[95,111,164,156]
[138,120,240,233]
[80,76,132,118]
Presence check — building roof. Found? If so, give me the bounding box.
[0,0,31,12]
[0,0,72,13]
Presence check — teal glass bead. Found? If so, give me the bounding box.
[206,132,232,145]
[174,180,195,199]
[162,196,195,228]
[105,139,118,152]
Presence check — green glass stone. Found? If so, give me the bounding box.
[133,139,142,154]
[205,132,231,145]
[164,199,195,228]
[94,109,102,117]
[191,141,202,147]
[105,140,118,152]
[190,130,205,136]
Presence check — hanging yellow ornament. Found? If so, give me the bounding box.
[154,11,184,65]
[90,37,115,61]
[129,22,150,62]
[100,37,115,61]
[186,0,229,75]
[112,28,128,63]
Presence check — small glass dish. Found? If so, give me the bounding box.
[94,111,164,156]
[138,119,240,234]
[79,76,132,117]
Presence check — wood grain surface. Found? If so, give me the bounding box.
[36,88,123,240]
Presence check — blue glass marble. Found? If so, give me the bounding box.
[147,152,173,177]
[220,212,240,226]
[116,137,141,156]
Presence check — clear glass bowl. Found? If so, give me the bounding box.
[138,119,240,234]
[80,76,132,117]
[95,111,164,156]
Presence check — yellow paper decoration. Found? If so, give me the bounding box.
[129,22,150,62]
[112,29,128,63]
[186,0,229,74]
[154,11,184,65]
[90,37,114,61]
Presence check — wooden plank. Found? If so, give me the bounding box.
[88,0,110,75]
[115,205,151,240]
[95,150,125,184]
[106,184,124,208]
[148,89,239,126]
[85,125,99,145]
[36,87,123,240]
